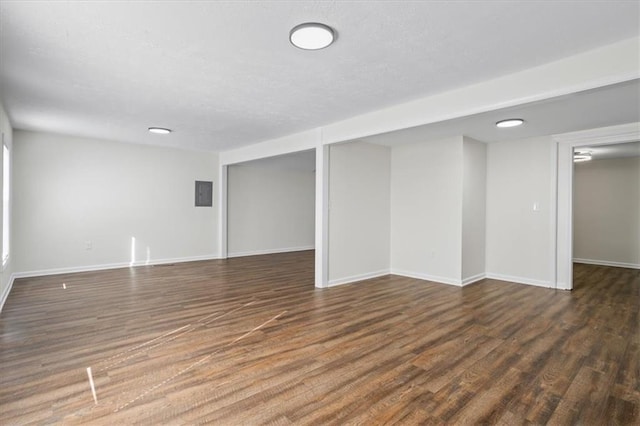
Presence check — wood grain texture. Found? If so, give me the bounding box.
[1,252,638,424]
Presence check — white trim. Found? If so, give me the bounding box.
[461,273,486,286]
[227,246,314,259]
[573,258,640,270]
[554,122,640,290]
[0,273,16,313]
[10,254,222,279]
[390,269,462,287]
[553,122,640,145]
[485,273,555,289]
[549,138,558,290]
[328,269,390,287]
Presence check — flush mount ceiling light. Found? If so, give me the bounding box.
[573,151,592,162]
[290,22,335,50]
[148,127,172,134]
[495,118,525,128]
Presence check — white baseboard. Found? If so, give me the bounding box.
[227,245,314,259]
[390,269,462,287]
[328,269,390,287]
[485,272,555,289]
[461,273,487,286]
[573,258,640,270]
[10,254,222,280]
[0,273,17,313]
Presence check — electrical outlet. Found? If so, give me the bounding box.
[85,240,92,250]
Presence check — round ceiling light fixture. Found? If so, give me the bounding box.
[573,151,592,162]
[290,22,335,50]
[148,127,172,134]
[495,118,525,128]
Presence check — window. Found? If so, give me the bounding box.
[2,136,9,266]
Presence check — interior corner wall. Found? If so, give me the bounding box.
[573,156,640,267]
[462,137,487,283]
[390,136,463,284]
[227,160,315,257]
[328,141,390,285]
[13,130,219,275]
[0,101,14,310]
[485,136,554,286]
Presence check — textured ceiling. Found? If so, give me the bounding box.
[1,1,639,152]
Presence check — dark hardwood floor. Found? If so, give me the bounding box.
[1,252,638,424]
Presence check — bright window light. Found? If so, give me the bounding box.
[2,138,10,266]
[130,236,136,266]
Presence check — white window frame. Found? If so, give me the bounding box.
[2,135,9,268]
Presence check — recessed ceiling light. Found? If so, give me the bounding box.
[496,118,525,128]
[290,22,335,50]
[573,151,592,162]
[148,127,172,134]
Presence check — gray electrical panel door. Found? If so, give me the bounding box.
[195,181,213,207]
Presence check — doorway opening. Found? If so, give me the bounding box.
[555,124,640,290]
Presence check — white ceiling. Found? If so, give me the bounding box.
[0,1,639,152]
[362,79,640,146]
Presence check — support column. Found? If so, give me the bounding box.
[218,164,228,259]
[315,139,329,288]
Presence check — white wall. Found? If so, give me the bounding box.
[328,141,390,285]
[574,156,640,267]
[462,137,487,282]
[0,101,14,310]
[227,154,315,257]
[390,136,463,284]
[13,130,219,275]
[486,136,554,287]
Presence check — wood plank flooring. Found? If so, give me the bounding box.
[1,252,638,424]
